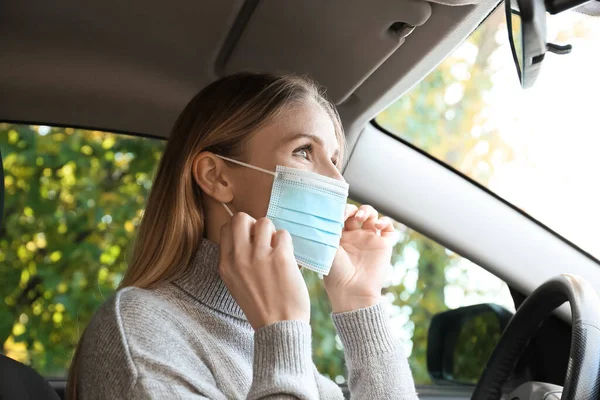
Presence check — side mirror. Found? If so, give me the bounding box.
[427,303,513,385]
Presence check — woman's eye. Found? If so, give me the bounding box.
[294,146,311,160]
[298,149,309,159]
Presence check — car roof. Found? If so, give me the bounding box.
[0,0,498,141]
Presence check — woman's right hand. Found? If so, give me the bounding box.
[218,213,310,330]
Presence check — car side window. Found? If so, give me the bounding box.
[1,123,514,383]
[0,124,164,377]
[305,201,515,386]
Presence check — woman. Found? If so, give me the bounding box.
[68,72,418,399]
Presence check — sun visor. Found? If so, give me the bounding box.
[220,0,433,104]
[575,1,600,16]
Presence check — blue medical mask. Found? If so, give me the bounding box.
[216,155,349,275]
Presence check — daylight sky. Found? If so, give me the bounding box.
[488,11,600,261]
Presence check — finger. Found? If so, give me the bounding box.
[359,205,380,231]
[272,229,293,252]
[354,204,377,222]
[253,217,276,251]
[231,212,255,257]
[344,204,359,221]
[378,218,399,242]
[344,213,362,231]
[346,203,375,230]
[375,217,395,232]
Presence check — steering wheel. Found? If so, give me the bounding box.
[471,274,600,400]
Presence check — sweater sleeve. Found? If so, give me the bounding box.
[332,302,419,400]
[248,320,320,399]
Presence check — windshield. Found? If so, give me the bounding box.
[376,7,600,260]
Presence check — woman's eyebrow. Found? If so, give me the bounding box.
[282,133,324,146]
[282,133,340,156]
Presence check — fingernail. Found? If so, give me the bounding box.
[356,210,365,219]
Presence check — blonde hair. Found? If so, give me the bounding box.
[66,72,345,399]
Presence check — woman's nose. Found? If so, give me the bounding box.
[320,162,345,182]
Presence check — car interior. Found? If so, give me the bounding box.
[1,0,600,399]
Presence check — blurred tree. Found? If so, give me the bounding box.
[0,124,164,376]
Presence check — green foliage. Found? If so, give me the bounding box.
[393,232,455,382]
[0,124,164,376]
[303,270,345,380]
[377,9,512,184]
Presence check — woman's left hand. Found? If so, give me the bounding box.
[324,204,397,313]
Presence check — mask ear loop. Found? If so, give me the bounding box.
[222,203,234,217]
[215,155,277,217]
[216,155,277,177]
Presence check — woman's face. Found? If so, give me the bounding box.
[228,99,343,219]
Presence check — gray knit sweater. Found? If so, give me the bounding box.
[77,240,418,399]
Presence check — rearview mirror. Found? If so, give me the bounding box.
[427,303,513,384]
[505,0,547,89]
[504,0,587,89]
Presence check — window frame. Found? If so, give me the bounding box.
[371,119,600,268]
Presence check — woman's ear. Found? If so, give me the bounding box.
[192,152,234,203]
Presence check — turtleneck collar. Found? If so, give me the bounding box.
[172,239,246,320]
